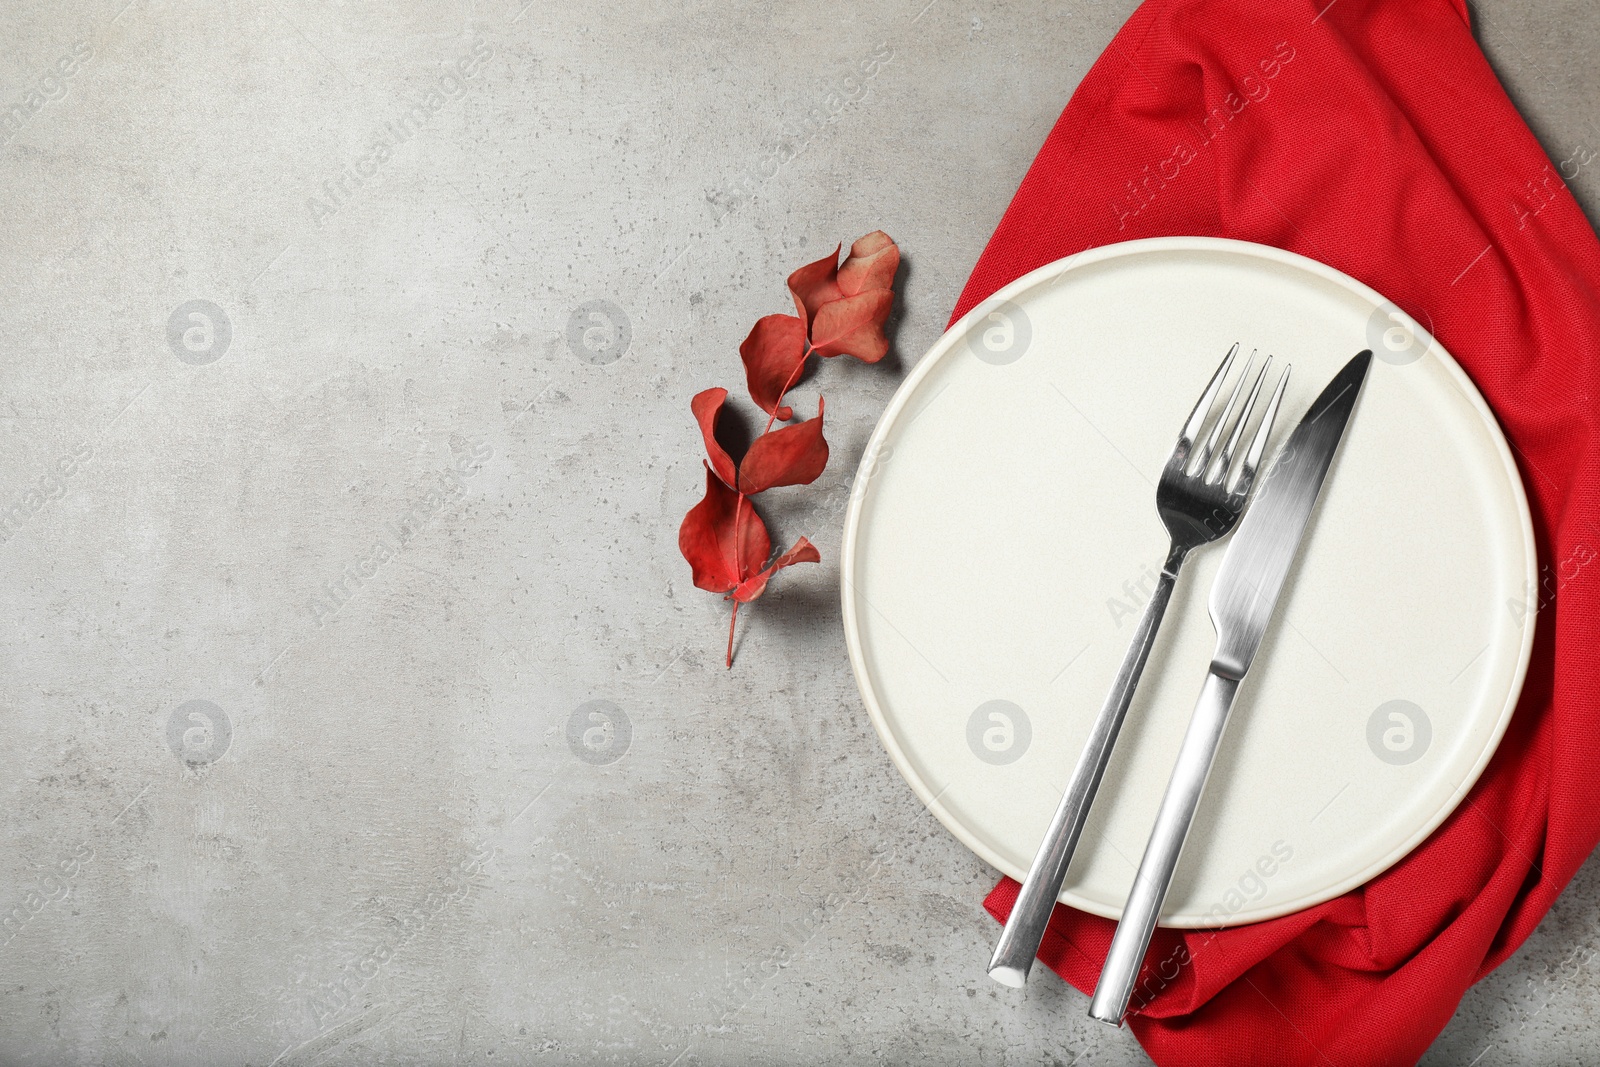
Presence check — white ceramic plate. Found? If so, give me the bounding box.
[841,237,1535,927]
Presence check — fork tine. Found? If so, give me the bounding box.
[1194,350,1253,474]
[1175,343,1239,461]
[1206,355,1271,485]
[1230,364,1291,497]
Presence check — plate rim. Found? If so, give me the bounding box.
[839,235,1538,927]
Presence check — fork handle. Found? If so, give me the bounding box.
[1089,668,1241,1025]
[987,551,1184,988]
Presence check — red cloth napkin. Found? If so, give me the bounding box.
[951,0,1600,1063]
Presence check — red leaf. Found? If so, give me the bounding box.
[738,398,828,494]
[740,314,809,420]
[732,537,821,603]
[678,465,770,593]
[810,290,894,361]
[786,232,899,361]
[787,244,844,327]
[787,232,901,325]
[690,387,738,488]
[836,230,900,296]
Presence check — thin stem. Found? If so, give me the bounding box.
[726,343,815,667]
[763,343,814,435]
[732,493,746,581]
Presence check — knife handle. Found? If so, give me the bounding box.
[987,562,1181,988]
[1089,668,1241,1026]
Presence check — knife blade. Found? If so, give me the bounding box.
[1088,350,1373,1026]
[1211,349,1373,677]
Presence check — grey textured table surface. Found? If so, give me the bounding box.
[1,0,1596,1064]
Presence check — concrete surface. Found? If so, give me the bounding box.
[0,0,1595,1063]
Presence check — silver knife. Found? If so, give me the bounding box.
[1088,350,1373,1026]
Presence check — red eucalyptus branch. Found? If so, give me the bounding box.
[678,232,900,667]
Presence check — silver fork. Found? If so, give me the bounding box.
[987,343,1289,988]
